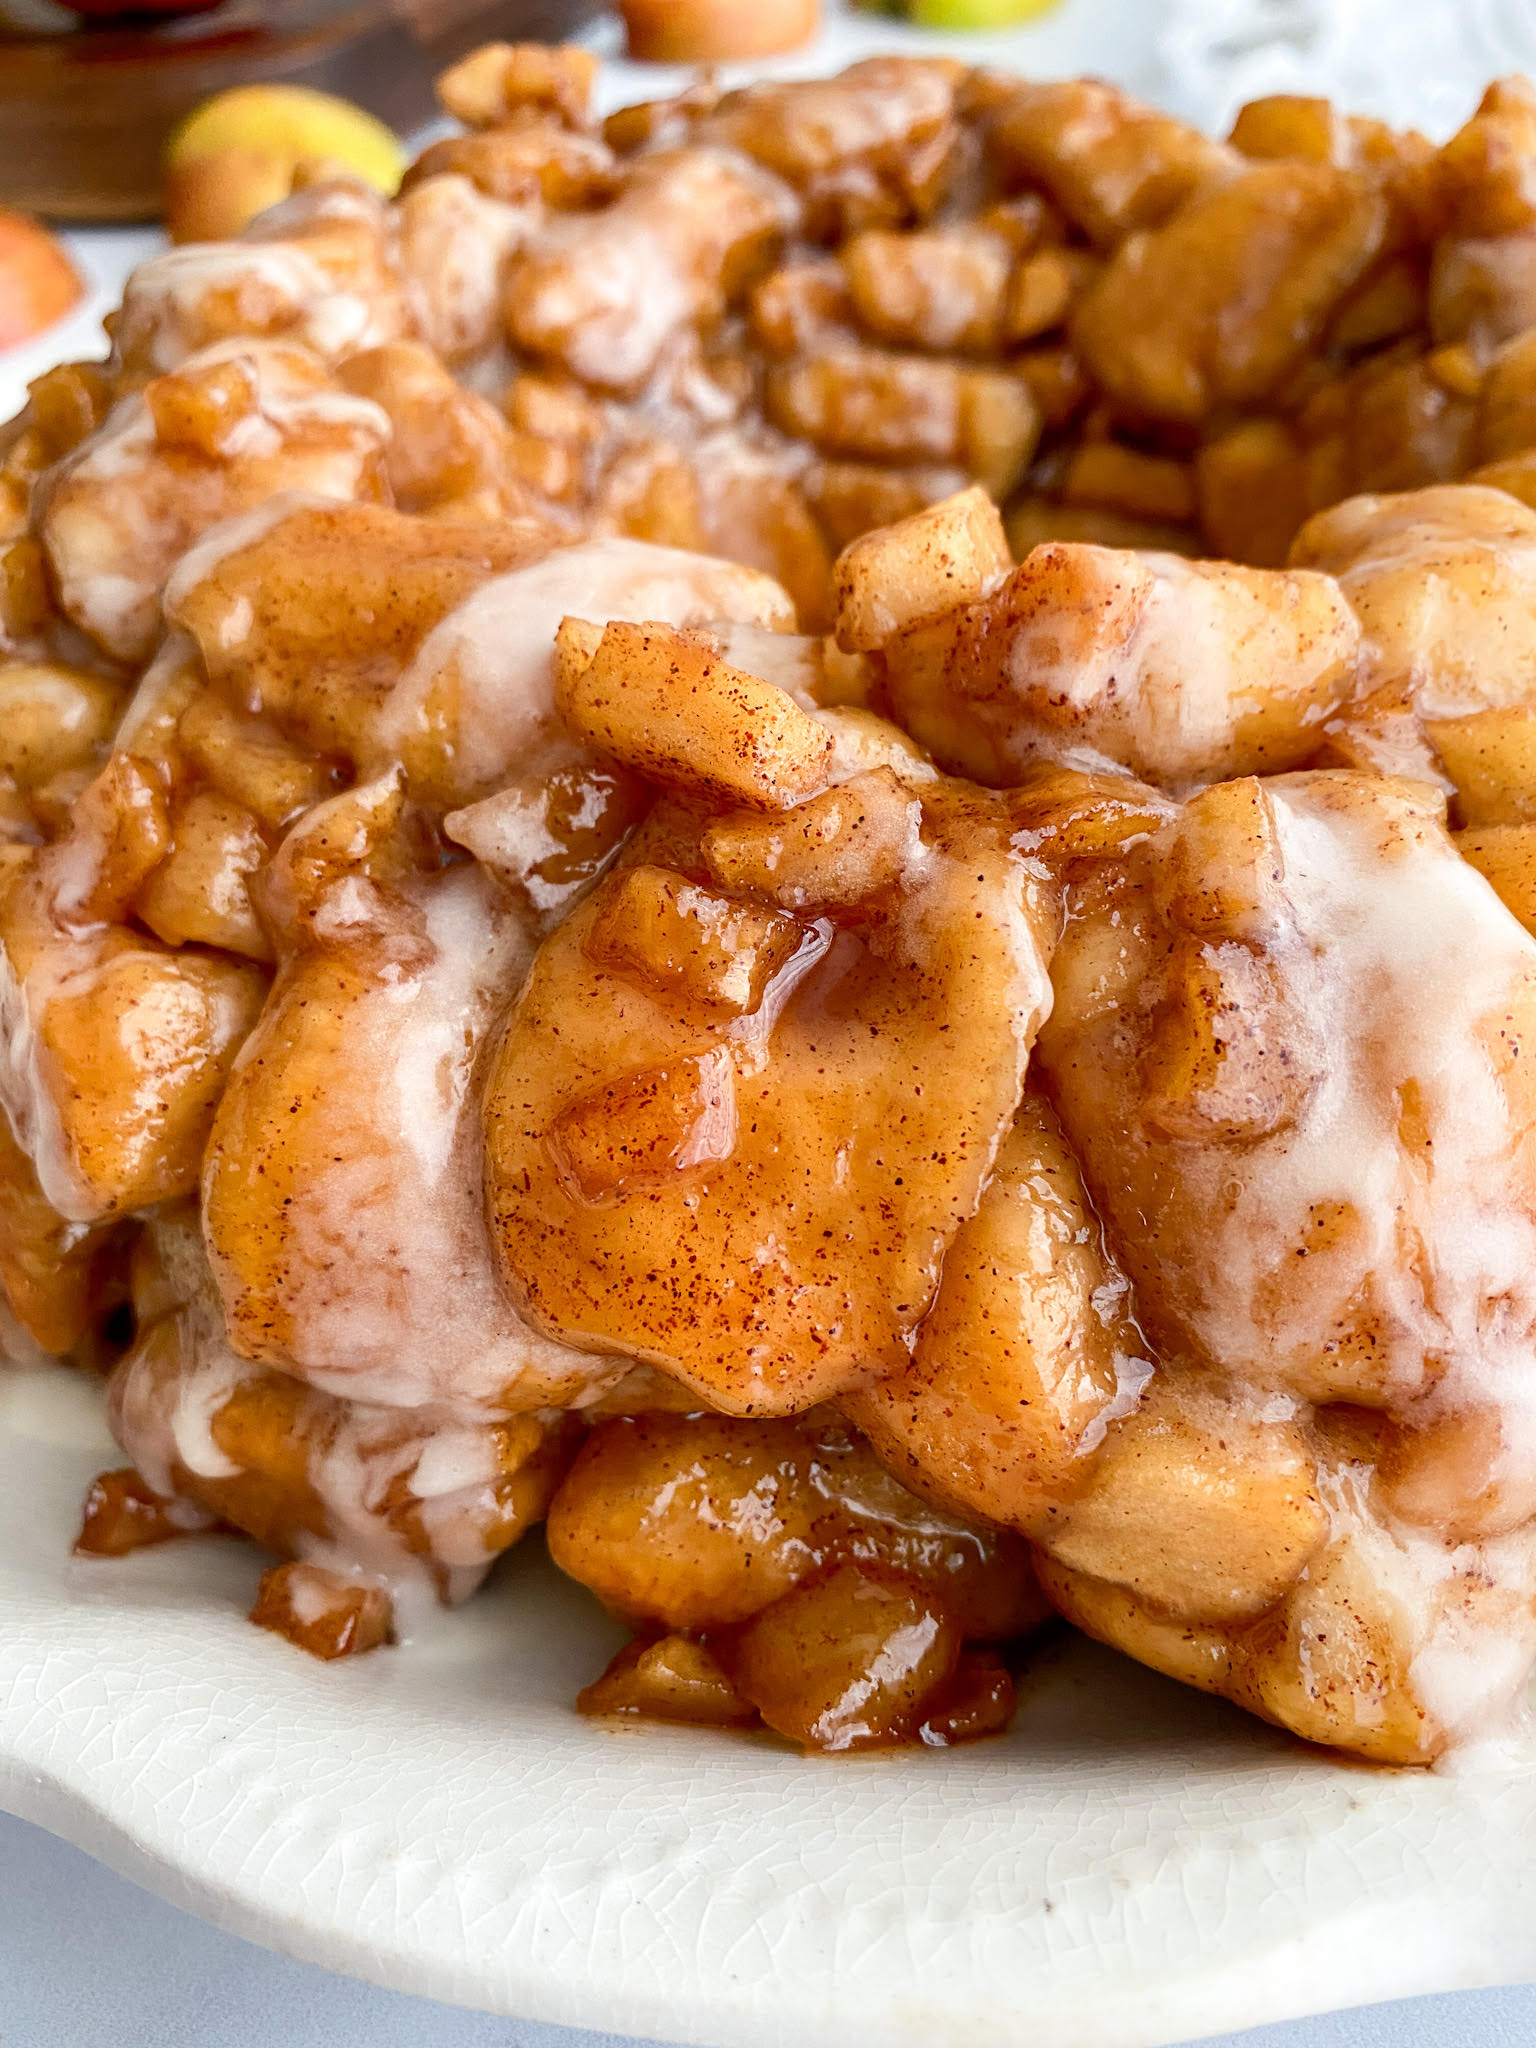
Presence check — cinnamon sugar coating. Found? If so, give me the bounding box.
[4,46,1536,1759]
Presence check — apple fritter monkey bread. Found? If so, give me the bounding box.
[7,43,1536,1760]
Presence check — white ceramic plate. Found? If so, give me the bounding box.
[7,9,1536,2039]
[4,1360,1536,2048]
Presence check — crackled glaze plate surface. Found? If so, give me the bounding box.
[3,1361,1535,2048]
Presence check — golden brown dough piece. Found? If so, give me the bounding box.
[37,341,391,665]
[844,1090,1152,1541]
[201,776,615,1415]
[0,755,267,1225]
[110,186,406,379]
[878,532,1360,789]
[988,78,1237,248]
[548,1406,1048,1749]
[502,146,795,393]
[483,642,1056,1412]
[167,501,792,810]
[1022,768,1536,1760]
[1291,483,1536,718]
[96,1210,574,1646]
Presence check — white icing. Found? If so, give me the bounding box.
[1106,776,1536,1745]
[160,491,335,622]
[167,1342,246,1483]
[206,850,612,1414]
[107,1219,555,1620]
[1000,551,1347,788]
[116,244,335,374]
[1189,781,1536,1439]
[505,145,795,391]
[0,941,97,1224]
[41,342,388,665]
[394,174,536,366]
[113,633,199,754]
[368,536,795,797]
[114,230,396,374]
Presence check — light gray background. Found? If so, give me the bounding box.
[2,1810,1532,2048]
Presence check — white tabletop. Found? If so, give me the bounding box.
[1,1807,1533,2046]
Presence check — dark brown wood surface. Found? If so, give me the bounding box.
[0,0,603,222]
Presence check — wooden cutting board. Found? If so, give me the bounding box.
[0,0,602,222]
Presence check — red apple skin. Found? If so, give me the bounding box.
[0,211,84,351]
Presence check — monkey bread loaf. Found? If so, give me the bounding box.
[6,41,1536,1762]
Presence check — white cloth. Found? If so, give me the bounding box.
[1157,0,1536,135]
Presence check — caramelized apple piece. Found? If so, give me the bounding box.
[546,1409,1040,1638]
[0,663,122,798]
[435,40,599,130]
[577,1633,759,1727]
[832,485,1010,653]
[548,1049,739,1202]
[251,1562,393,1660]
[75,1468,216,1557]
[766,344,1039,497]
[585,865,802,1013]
[700,766,920,912]
[176,692,336,830]
[555,620,834,811]
[917,1650,1017,1748]
[722,1562,960,1752]
[136,790,273,964]
[445,752,648,930]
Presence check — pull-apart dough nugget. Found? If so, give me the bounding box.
[485,639,1055,1412]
